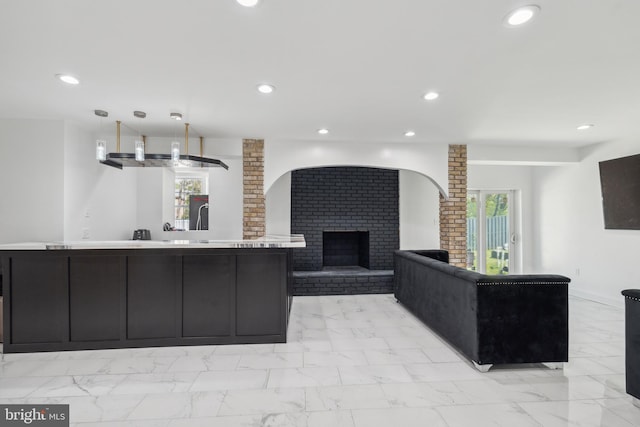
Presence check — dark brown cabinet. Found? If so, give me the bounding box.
[127,255,178,340]
[237,254,285,336]
[69,255,123,342]
[1,248,291,353]
[10,256,67,345]
[182,254,234,338]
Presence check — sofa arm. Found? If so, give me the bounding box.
[475,280,569,365]
[622,289,640,400]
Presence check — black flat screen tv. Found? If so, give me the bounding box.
[599,153,640,230]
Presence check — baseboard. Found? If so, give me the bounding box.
[569,288,623,308]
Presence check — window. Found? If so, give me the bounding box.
[467,190,519,274]
[174,171,209,230]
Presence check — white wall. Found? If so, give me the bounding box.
[64,121,138,241]
[264,140,447,246]
[264,140,448,196]
[264,168,441,248]
[208,159,243,239]
[0,119,138,243]
[468,144,580,166]
[0,119,65,243]
[468,164,534,273]
[0,124,241,243]
[135,168,164,237]
[399,170,440,249]
[265,171,291,236]
[135,137,243,240]
[532,139,640,306]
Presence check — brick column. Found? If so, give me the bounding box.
[243,139,265,239]
[439,144,467,268]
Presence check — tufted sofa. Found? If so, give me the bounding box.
[622,289,640,403]
[394,249,570,371]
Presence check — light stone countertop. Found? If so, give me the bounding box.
[0,234,306,250]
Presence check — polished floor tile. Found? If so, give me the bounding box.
[351,407,448,427]
[217,388,305,417]
[266,367,341,388]
[518,399,636,427]
[1,294,638,426]
[305,384,390,411]
[436,402,540,427]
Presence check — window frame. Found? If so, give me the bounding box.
[174,170,209,230]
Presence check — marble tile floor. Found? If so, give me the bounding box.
[0,294,638,426]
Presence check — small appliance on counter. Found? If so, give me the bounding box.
[132,229,151,240]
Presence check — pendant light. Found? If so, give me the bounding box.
[170,112,181,164]
[133,110,145,161]
[134,138,145,161]
[171,142,180,161]
[96,140,107,161]
[94,109,108,161]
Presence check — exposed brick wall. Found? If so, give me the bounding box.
[243,139,265,240]
[291,167,399,271]
[293,272,394,295]
[439,145,467,267]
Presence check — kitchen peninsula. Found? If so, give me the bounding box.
[0,235,305,353]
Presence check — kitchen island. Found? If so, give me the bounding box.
[0,235,305,353]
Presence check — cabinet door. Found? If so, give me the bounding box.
[236,253,285,336]
[10,256,67,344]
[127,255,178,340]
[69,255,123,342]
[182,254,234,337]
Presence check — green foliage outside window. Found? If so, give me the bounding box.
[485,194,508,217]
[468,193,508,218]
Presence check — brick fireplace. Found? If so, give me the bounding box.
[291,167,398,295]
[322,231,370,269]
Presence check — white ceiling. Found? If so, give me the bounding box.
[1,0,639,147]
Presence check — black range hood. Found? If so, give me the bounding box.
[101,153,229,170]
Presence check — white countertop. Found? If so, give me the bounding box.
[0,234,306,250]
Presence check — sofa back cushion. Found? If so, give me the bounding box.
[408,250,449,263]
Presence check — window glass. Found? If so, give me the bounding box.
[174,172,208,230]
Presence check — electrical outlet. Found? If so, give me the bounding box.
[82,228,90,239]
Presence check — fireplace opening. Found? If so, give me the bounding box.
[323,231,370,269]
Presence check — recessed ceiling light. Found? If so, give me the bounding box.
[404,131,416,137]
[577,124,594,130]
[133,111,146,119]
[257,84,275,94]
[170,112,183,121]
[504,5,540,27]
[55,74,79,85]
[317,128,329,135]
[423,91,439,101]
[237,0,259,7]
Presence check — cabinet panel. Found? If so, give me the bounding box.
[10,256,67,344]
[69,256,122,342]
[236,253,284,336]
[183,255,233,337]
[127,255,177,339]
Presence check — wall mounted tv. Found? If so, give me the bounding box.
[599,153,640,230]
